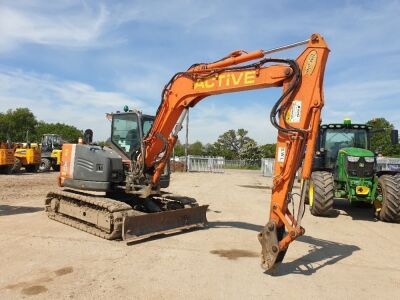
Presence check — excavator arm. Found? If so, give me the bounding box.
[142,33,330,270]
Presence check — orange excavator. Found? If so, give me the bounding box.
[46,33,330,271]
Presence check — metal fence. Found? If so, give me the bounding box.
[376,157,400,172]
[186,155,225,173]
[224,159,261,169]
[261,158,275,177]
[260,157,400,177]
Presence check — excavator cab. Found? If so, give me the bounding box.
[111,111,142,160]
[109,110,169,188]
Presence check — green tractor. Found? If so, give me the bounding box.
[308,118,400,222]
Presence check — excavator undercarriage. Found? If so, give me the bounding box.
[46,189,208,241]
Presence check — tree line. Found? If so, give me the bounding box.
[1,108,399,158]
[0,108,82,142]
[174,128,276,159]
[175,118,400,159]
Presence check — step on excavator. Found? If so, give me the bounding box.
[45,33,330,271]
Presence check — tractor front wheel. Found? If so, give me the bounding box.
[39,158,52,172]
[309,171,334,216]
[378,175,400,223]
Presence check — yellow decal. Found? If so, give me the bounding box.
[302,50,318,76]
[356,186,370,195]
[194,71,256,90]
[285,100,302,123]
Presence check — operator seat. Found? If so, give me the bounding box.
[126,129,140,152]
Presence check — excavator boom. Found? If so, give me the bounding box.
[48,34,329,272]
[138,33,330,270]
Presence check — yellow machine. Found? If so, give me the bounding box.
[50,149,62,171]
[0,142,15,174]
[39,134,63,172]
[13,143,41,173]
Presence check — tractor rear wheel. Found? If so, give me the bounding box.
[378,175,400,223]
[39,158,52,172]
[309,171,334,216]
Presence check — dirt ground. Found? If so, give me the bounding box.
[0,170,399,299]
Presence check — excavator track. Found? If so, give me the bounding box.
[45,190,208,241]
[45,190,140,240]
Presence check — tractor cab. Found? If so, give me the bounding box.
[39,134,64,172]
[313,119,373,171]
[42,134,63,152]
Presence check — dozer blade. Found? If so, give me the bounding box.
[123,205,208,242]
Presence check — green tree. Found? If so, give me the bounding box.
[204,142,236,159]
[34,121,82,143]
[188,141,204,156]
[259,143,276,158]
[0,108,37,142]
[215,128,256,158]
[173,139,185,156]
[367,118,400,157]
[239,140,261,160]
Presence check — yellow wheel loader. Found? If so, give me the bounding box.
[12,143,41,173]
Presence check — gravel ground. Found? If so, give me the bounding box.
[0,170,399,299]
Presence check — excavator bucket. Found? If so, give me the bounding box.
[123,205,208,242]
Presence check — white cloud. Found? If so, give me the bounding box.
[179,101,277,144]
[323,79,400,127]
[0,69,143,141]
[0,2,114,52]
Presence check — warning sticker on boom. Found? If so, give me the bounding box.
[285,100,302,123]
[277,147,286,163]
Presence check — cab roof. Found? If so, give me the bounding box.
[321,123,373,130]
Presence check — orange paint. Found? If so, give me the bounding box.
[145,33,330,254]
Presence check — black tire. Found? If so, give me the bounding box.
[378,175,400,223]
[25,164,39,173]
[0,165,13,174]
[4,165,13,174]
[52,164,60,171]
[11,158,22,173]
[309,171,334,216]
[39,158,52,172]
[395,173,400,182]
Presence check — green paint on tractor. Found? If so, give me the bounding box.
[307,119,400,222]
[335,147,376,203]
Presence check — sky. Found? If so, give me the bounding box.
[0,0,399,144]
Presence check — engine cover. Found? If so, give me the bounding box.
[60,144,124,191]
